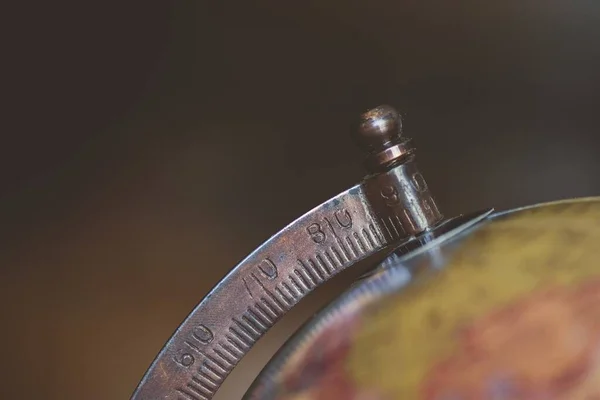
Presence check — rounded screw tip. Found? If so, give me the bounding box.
[357,105,403,152]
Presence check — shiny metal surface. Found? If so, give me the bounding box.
[132,106,446,399]
[357,105,403,152]
[364,159,443,235]
[365,138,415,173]
[357,105,416,173]
[360,105,443,234]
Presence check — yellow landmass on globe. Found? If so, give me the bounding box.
[348,198,600,399]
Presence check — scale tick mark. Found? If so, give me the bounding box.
[221,341,242,359]
[324,250,338,269]
[369,223,384,245]
[281,281,298,299]
[257,299,278,320]
[199,360,225,380]
[293,269,312,290]
[315,254,331,274]
[354,231,367,253]
[330,246,344,266]
[245,308,269,330]
[229,323,255,344]
[252,273,286,312]
[362,228,375,249]
[394,214,406,234]
[388,215,401,237]
[177,388,204,400]
[213,348,234,366]
[186,382,211,399]
[308,258,325,281]
[297,259,318,285]
[191,377,215,394]
[194,370,219,387]
[275,286,293,305]
[289,274,306,293]
[345,235,359,257]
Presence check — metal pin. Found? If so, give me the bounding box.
[359,105,443,235]
[357,105,415,173]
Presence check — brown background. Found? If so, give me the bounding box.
[3,1,600,399]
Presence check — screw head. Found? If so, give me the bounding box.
[357,105,403,152]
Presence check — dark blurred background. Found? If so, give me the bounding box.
[2,1,600,399]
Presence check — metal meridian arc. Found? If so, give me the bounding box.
[132,184,414,400]
[132,105,444,400]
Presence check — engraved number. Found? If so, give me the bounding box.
[174,351,195,368]
[244,259,279,298]
[335,209,352,228]
[192,324,214,345]
[307,223,326,243]
[258,258,278,279]
[422,197,432,213]
[309,209,352,243]
[381,185,400,206]
[411,172,428,192]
